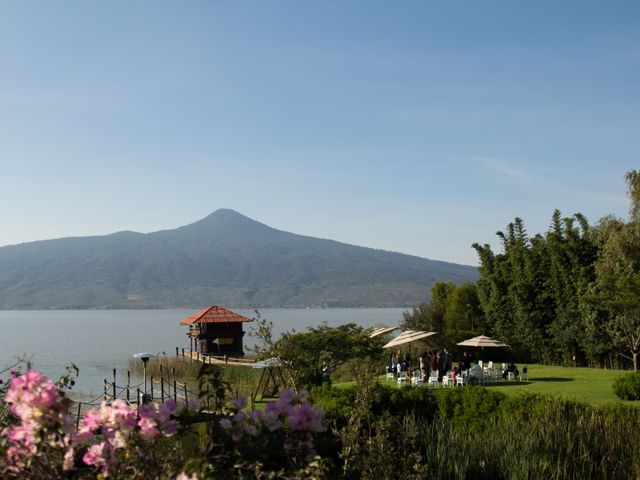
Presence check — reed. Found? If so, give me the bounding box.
[334,384,640,480]
[126,356,263,398]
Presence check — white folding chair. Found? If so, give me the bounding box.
[428,375,439,388]
[397,371,408,386]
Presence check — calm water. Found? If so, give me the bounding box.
[0,308,405,398]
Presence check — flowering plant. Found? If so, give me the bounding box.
[0,367,328,479]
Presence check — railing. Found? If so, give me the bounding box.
[175,347,254,367]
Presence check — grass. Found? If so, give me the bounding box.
[377,365,634,406]
[483,364,629,405]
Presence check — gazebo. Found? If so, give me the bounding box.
[179,306,253,357]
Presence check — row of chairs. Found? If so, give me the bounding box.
[389,367,529,387]
[390,371,466,388]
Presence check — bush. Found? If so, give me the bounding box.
[371,384,438,420]
[613,372,640,400]
[434,386,505,428]
[309,383,356,424]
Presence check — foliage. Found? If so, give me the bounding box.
[434,385,505,428]
[0,368,329,479]
[588,171,640,370]
[472,211,597,364]
[613,372,640,400]
[402,281,483,347]
[309,384,356,423]
[273,323,383,388]
[247,309,275,359]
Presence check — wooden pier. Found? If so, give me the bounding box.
[175,347,254,368]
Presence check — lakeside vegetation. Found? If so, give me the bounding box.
[404,170,640,372]
[4,172,640,478]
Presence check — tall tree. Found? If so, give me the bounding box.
[591,171,640,370]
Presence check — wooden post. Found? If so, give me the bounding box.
[173,380,178,402]
[136,388,141,417]
[150,376,154,401]
[126,371,131,403]
[76,402,82,429]
[176,346,179,358]
[112,369,117,400]
[161,376,165,402]
[184,383,188,405]
[103,379,108,402]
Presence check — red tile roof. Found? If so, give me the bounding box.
[179,306,253,325]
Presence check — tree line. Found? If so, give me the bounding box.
[403,171,640,370]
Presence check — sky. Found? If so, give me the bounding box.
[0,1,639,266]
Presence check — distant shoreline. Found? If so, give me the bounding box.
[0,305,411,311]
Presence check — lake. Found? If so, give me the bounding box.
[0,308,405,398]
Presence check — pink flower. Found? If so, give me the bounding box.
[176,473,199,480]
[287,403,325,432]
[82,441,108,471]
[138,417,159,440]
[159,399,177,420]
[63,447,75,471]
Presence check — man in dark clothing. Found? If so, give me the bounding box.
[462,352,471,371]
[439,348,451,380]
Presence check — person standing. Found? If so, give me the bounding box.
[462,351,471,372]
[431,351,439,378]
[439,347,451,380]
[391,353,399,379]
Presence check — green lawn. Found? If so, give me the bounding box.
[379,365,635,406]
[483,364,629,406]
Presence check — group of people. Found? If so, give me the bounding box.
[388,348,462,381]
[387,350,521,384]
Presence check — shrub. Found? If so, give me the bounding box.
[372,384,438,420]
[434,385,505,428]
[309,383,356,424]
[613,371,640,400]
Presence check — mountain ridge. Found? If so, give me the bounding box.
[0,209,478,309]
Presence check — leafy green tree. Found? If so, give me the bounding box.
[474,212,597,363]
[591,171,640,370]
[442,283,482,342]
[273,323,383,388]
[401,282,454,333]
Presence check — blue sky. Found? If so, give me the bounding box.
[0,1,638,265]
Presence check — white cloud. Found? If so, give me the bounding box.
[477,157,531,179]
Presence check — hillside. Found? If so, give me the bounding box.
[0,209,478,308]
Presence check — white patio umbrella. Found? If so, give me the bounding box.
[383,331,437,349]
[369,326,400,338]
[457,335,509,360]
[381,330,417,348]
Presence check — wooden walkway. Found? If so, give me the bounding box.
[175,347,254,368]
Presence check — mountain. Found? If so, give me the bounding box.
[0,209,478,309]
